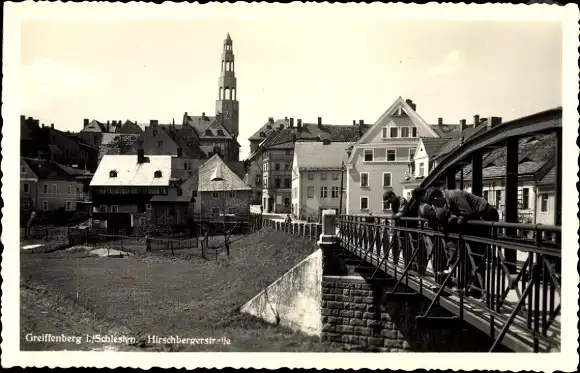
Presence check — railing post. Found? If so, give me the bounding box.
[318,209,344,275]
[504,136,519,273]
[471,152,483,197]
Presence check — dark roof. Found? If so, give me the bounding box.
[100,133,141,159]
[224,160,246,180]
[537,165,556,186]
[23,158,77,180]
[460,161,542,181]
[160,125,206,158]
[434,123,488,160]
[263,123,372,149]
[460,133,556,178]
[420,137,453,158]
[249,118,290,141]
[55,163,94,178]
[430,124,461,138]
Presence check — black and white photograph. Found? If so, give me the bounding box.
[2,2,578,370]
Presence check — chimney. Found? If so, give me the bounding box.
[177,147,183,157]
[20,115,25,124]
[83,118,89,127]
[318,117,322,126]
[268,117,274,123]
[487,117,503,130]
[33,119,39,127]
[473,114,480,127]
[51,123,54,129]
[460,119,467,132]
[285,116,288,122]
[297,119,302,127]
[137,148,145,164]
[438,117,443,125]
[353,120,356,126]
[41,123,45,128]
[150,120,158,126]
[406,99,416,111]
[290,118,294,127]
[202,112,206,119]
[359,119,364,126]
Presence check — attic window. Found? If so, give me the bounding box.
[205,129,213,136]
[109,170,118,178]
[217,130,225,136]
[153,129,158,136]
[259,131,266,137]
[154,170,163,178]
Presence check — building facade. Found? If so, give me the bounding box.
[291,141,349,221]
[346,98,440,216]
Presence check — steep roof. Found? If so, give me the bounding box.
[99,133,141,160]
[429,124,462,138]
[90,155,173,187]
[160,125,206,158]
[420,137,454,158]
[294,141,350,171]
[249,118,290,141]
[433,123,488,160]
[22,158,77,181]
[460,161,543,181]
[198,154,251,192]
[537,165,556,186]
[263,123,371,149]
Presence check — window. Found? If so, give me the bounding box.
[401,127,410,138]
[360,172,369,187]
[285,150,291,156]
[307,186,314,199]
[308,173,314,180]
[275,178,281,188]
[42,201,49,211]
[212,207,220,215]
[229,191,236,198]
[386,150,396,162]
[332,172,339,181]
[540,193,549,213]
[275,163,280,171]
[154,170,163,178]
[184,163,190,170]
[212,192,219,198]
[51,184,57,194]
[159,187,168,195]
[320,186,328,198]
[331,186,340,199]
[483,190,489,201]
[23,183,29,194]
[44,184,48,194]
[109,205,118,213]
[522,188,529,210]
[412,127,418,137]
[495,191,502,209]
[67,185,72,194]
[284,163,290,171]
[146,204,152,211]
[208,152,213,157]
[109,170,118,178]
[284,179,291,188]
[23,200,30,209]
[21,166,26,174]
[255,175,262,186]
[100,205,108,213]
[382,127,388,139]
[382,172,392,187]
[321,173,327,180]
[66,201,73,210]
[364,149,374,162]
[418,163,425,177]
[390,127,398,138]
[360,197,369,210]
[409,148,416,161]
[264,178,268,188]
[153,129,158,136]
[157,140,163,148]
[263,162,268,172]
[217,130,225,136]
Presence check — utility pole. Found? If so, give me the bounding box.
[338,161,345,216]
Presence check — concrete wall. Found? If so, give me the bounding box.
[240,249,323,337]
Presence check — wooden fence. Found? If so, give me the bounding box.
[249,213,322,241]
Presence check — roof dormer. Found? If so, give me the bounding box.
[109,170,118,178]
[154,170,163,178]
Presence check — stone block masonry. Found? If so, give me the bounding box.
[321,275,502,352]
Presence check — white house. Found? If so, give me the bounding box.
[345,97,441,216]
[291,140,350,221]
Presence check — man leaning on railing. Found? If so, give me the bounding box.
[425,187,500,299]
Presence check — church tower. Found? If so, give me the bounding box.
[215,33,239,139]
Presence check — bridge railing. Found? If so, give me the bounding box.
[337,214,561,353]
[249,213,321,241]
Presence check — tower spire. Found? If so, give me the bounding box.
[215,33,239,140]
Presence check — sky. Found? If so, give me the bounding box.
[20,19,562,159]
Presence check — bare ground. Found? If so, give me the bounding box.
[20,228,344,352]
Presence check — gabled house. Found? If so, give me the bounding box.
[346,97,442,216]
[291,140,350,221]
[89,151,185,232]
[248,117,291,154]
[196,154,252,219]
